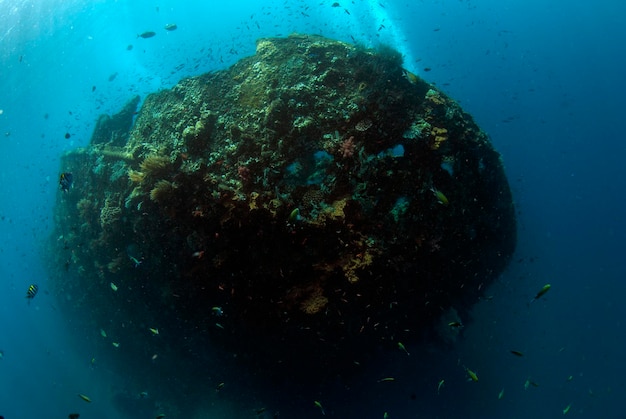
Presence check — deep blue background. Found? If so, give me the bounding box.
[1,0,625,417]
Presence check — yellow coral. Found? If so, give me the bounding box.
[149,180,176,204]
[248,191,259,210]
[139,155,171,179]
[430,127,448,150]
[300,288,329,315]
[425,88,446,106]
[100,196,122,228]
[128,169,145,183]
[310,197,348,226]
[343,250,374,284]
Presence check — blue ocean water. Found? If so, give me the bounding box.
[1,0,625,417]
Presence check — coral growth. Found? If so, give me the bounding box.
[149,180,177,204]
[300,287,329,315]
[139,155,171,179]
[99,196,122,229]
[339,136,356,158]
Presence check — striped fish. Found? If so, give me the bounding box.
[26,284,38,303]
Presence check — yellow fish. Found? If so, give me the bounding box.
[431,188,449,206]
[314,400,325,415]
[403,69,419,84]
[78,393,92,403]
[397,342,410,356]
[465,367,478,382]
[530,283,551,303]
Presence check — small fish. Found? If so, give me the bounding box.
[448,321,463,328]
[383,412,389,419]
[510,350,524,357]
[378,377,395,382]
[437,379,445,394]
[431,187,449,206]
[112,342,120,348]
[314,400,325,415]
[465,367,478,382]
[215,382,225,391]
[397,342,410,356]
[129,255,142,267]
[59,172,73,192]
[155,414,166,419]
[524,378,539,389]
[530,284,551,303]
[563,404,571,415]
[78,393,91,403]
[498,388,504,399]
[255,407,267,415]
[138,31,156,38]
[212,306,224,316]
[331,2,340,6]
[215,323,225,329]
[69,414,80,419]
[0,350,4,359]
[149,327,159,335]
[26,284,39,302]
[403,69,419,84]
[139,391,149,398]
[164,23,177,31]
[288,208,301,223]
[110,282,118,292]
[100,329,107,338]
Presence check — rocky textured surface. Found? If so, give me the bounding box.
[50,34,516,387]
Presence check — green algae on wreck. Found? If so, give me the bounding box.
[49,34,516,379]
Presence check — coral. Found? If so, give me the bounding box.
[355,119,373,132]
[149,180,177,204]
[139,155,171,179]
[430,126,448,150]
[99,196,122,229]
[297,285,329,315]
[339,136,356,158]
[101,146,135,162]
[76,198,94,221]
[425,88,446,106]
[107,254,125,273]
[343,249,374,284]
[128,169,145,183]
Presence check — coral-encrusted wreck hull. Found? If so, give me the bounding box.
[50,34,515,377]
